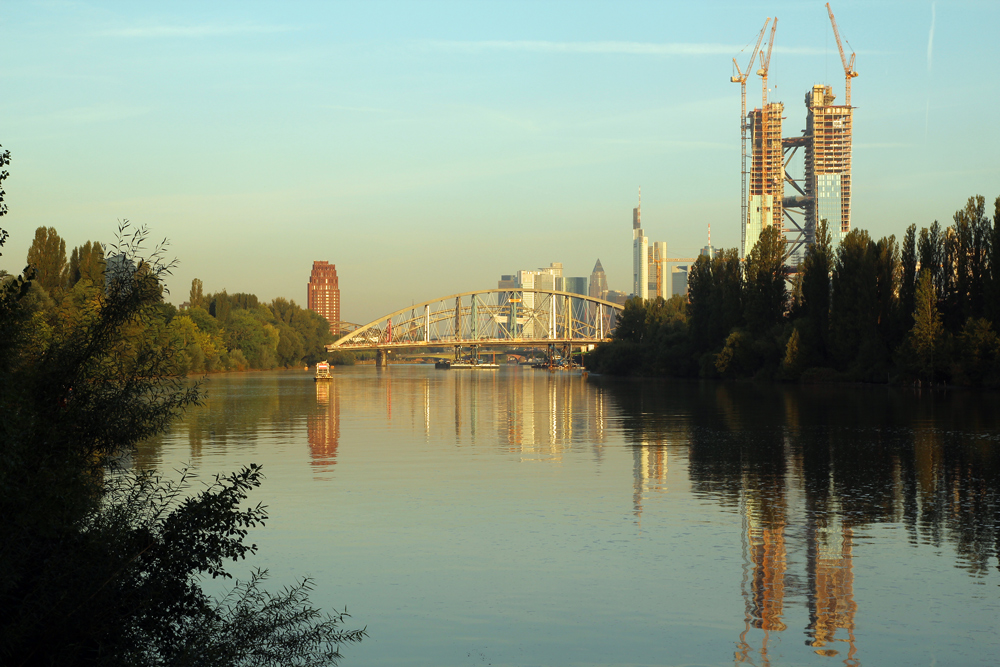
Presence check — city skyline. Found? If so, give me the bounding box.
[2,1,998,324]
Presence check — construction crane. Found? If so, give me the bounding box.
[757,18,777,109]
[731,18,770,260]
[826,2,858,106]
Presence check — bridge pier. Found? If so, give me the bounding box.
[375,349,389,367]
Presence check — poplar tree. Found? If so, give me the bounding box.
[900,224,917,330]
[909,269,944,381]
[26,226,67,292]
[742,225,786,334]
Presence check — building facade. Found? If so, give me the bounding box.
[746,102,784,258]
[805,84,852,245]
[589,259,608,301]
[632,198,648,299]
[307,261,340,334]
[647,241,668,299]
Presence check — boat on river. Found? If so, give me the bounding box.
[314,361,333,381]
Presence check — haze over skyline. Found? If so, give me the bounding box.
[2,0,998,324]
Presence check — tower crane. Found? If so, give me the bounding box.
[826,2,858,106]
[756,18,778,232]
[757,18,777,109]
[731,18,770,257]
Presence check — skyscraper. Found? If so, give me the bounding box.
[746,102,784,258]
[647,241,668,299]
[589,259,608,301]
[632,191,648,299]
[307,261,340,334]
[805,84,852,245]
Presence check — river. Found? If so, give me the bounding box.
[138,366,1000,666]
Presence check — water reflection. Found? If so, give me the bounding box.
[141,369,1000,664]
[603,379,1000,665]
[308,380,340,471]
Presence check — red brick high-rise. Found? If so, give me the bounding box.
[307,261,340,334]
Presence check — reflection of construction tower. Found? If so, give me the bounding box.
[745,103,784,258]
[736,488,787,665]
[806,517,858,661]
[632,444,668,518]
[805,84,852,245]
[308,381,340,469]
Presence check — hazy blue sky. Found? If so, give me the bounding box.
[2,1,998,323]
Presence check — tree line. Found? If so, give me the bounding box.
[588,194,1000,386]
[2,204,364,663]
[9,226,338,373]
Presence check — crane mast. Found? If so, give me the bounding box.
[758,18,777,108]
[826,2,858,106]
[731,19,770,258]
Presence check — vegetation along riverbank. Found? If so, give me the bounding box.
[587,195,1000,387]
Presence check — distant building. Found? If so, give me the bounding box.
[308,261,340,334]
[632,193,648,299]
[671,266,689,298]
[498,274,518,289]
[647,241,668,299]
[589,259,608,301]
[563,276,589,326]
[605,289,628,306]
[563,276,587,296]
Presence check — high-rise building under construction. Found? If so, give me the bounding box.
[805,84,852,244]
[745,102,784,257]
[737,5,856,260]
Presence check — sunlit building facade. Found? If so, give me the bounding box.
[307,261,340,334]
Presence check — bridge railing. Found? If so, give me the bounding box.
[329,289,623,351]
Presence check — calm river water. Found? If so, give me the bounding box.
[138,366,1000,666]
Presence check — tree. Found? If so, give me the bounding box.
[874,234,901,351]
[743,225,786,334]
[990,196,1000,327]
[0,223,364,665]
[67,240,106,287]
[189,278,205,309]
[26,225,68,292]
[830,229,880,373]
[900,223,917,330]
[687,255,714,350]
[906,269,944,381]
[796,218,833,366]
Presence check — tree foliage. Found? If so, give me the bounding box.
[0,220,364,666]
[589,192,1000,386]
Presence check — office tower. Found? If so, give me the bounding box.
[604,290,628,306]
[647,241,668,299]
[805,84,852,245]
[497,274,518,289]
[671,265,688,298]
[746,102,784,258]
[589,259,608,301]
[307,261,340,334]
[632,192,648,299]
[563,276,589,327]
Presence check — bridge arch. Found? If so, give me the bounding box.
[328,288,623,351]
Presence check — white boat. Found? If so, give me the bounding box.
[314,361,333,381]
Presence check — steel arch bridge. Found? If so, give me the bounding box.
[328,289,623,353]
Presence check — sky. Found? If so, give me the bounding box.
[2,0,998,323]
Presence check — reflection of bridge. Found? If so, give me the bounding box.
[328,289,623,361]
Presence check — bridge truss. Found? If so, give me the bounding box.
[329,288,623,352]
